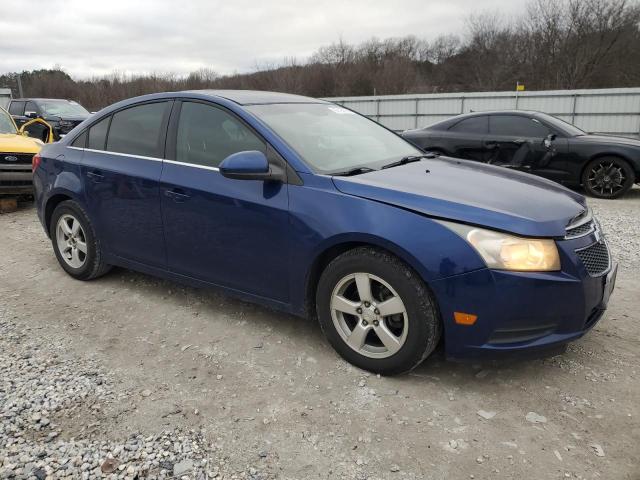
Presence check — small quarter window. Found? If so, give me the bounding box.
[71,131,88,148]
[88,116,110,150]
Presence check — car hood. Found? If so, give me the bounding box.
[0,133,43,153]
[332,157,586,237]
[575,134,640,147]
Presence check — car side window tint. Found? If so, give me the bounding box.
[88,116,110,150]
[449,116,488,134]
[106,102,168,157]
[176,102,266,167]
[71,131,88,148]
[490,116,550,137]
[8,101,24,116]
[25,102,38,117]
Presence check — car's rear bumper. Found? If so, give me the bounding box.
[0,167,33,194]
[430,245,616,360]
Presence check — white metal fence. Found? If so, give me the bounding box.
[326,87,640,138]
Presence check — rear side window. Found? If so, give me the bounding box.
[106,102,168,157]
[449,116,488,134]
[24,101,38,117]
[489,115,550,137]
[8,101,24,116]
[88,116,110,150]
[176,102,265,167]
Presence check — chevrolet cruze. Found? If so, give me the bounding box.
[32,90,617,375]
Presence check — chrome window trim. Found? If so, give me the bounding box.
[163,159,220,172]
[68,147,221,171]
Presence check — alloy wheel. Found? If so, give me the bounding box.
[330,272,408,359]
[56,214,88,269]
[587,160,627,197]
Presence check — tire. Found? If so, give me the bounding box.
[316,247,441,376]
[49,200,111,280]
[582,156,634,199]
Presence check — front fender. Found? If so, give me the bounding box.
[287,173,486,315]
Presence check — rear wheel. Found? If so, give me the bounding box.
[582,157,634,199]
[316,247,440,375]
[50,200,111,280]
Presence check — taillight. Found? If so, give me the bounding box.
[32,153,41,172]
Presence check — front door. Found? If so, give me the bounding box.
[160,100,290,302]
[80,101,171,267]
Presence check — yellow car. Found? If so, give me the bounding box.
[0,106,53,195]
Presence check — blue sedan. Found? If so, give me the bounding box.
[32,90,616,375]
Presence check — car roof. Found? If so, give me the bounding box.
[11,98,78,102]
[427,110,543,130]
[183,90,327,105]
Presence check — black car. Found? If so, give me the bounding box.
[402,110,640,199]
[7,98,90,142]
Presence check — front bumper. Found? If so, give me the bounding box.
[0,165,33,194]
[430,228,616,360]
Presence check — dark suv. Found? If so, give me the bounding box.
[8,98,90,141]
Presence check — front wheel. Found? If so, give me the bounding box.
[582,157,634,199]
[316,247,441,375]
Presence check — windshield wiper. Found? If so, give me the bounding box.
[332,166,377,176]
[381,154,433,170]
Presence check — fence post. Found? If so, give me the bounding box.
[376,99,381,123]
[460,96,465,114]
[414,98,419,129]
[571,94,578,125]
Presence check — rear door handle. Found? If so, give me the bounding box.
[164,188,190,202]
[86,171,104,182]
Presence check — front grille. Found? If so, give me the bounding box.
[566,221,594,239]
[576,241,610,277]
[0,153,34,165]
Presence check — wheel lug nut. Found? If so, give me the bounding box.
[373,320,379,326]
[356,308,363,314]
[374,308,380,315]
[362,320,368,326]
[364,301,370,308]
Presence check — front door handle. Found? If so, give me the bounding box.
[164,189,190,202]
[86,171,104,182]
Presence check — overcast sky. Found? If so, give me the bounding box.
[1,0,529,79]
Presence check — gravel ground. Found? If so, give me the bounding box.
[0,187,639,479]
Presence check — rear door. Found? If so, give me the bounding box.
[80,101,172,267]
[441,115,488,161]
[160,100,290,301]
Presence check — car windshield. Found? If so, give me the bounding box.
[538,113,586,137]
[0,109,17,134]
[39,100,89,117]
[245,103,421,173]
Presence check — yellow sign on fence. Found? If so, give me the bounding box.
[516,83,525,91]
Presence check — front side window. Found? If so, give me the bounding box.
[106,102,168,157]
[244,103,421,173]
[0,109,17,134]
[88,116,110,150]
[176,102,265,167]
[8,101,24,116]
[24,102,38,117]
[490,115,550,137]
[449,116,488,134]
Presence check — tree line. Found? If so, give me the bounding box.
[1,0,639,111]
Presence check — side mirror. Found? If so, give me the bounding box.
[543,133,557,149]
[219,150,278,181]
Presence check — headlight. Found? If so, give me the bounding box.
[439,221,561,271]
